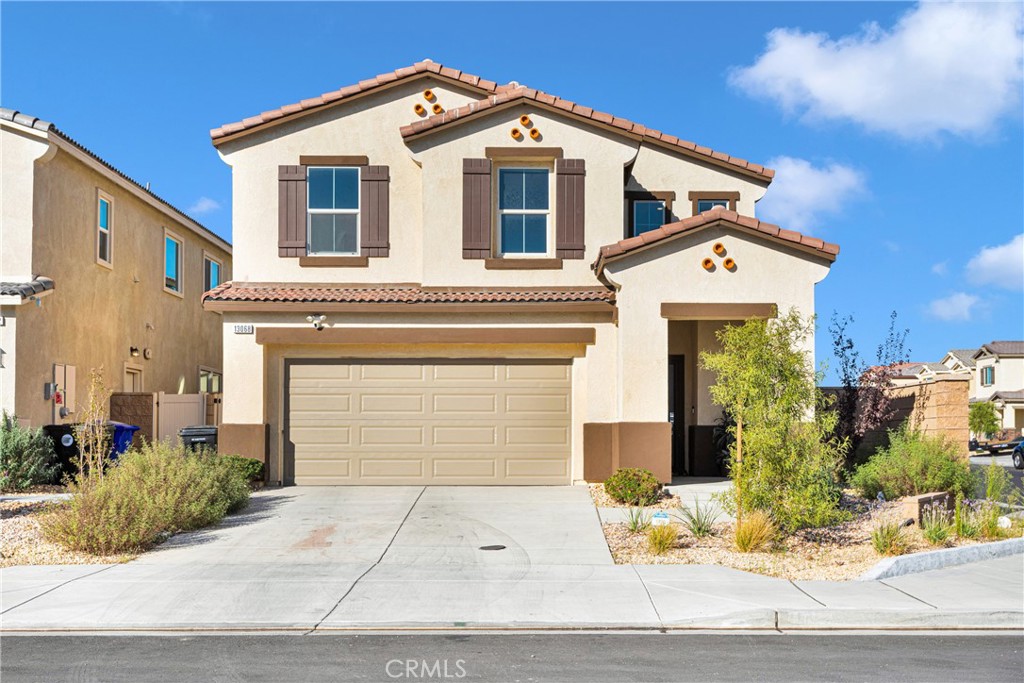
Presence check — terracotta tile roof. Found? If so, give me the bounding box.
[209,62,772,182]
[592,207,839,274]
[204,282,614,305]
[211,60,512,142]
[399,87,774,182]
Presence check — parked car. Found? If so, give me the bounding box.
[1012,442,1023,470]
[986,435,1024,455]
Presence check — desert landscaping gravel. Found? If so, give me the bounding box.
[601,496,1004,581]
[0,500,133,568]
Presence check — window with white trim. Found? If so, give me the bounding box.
[164,232,183,294]
[981,366,995,386]
[498,167,550,255]
[307,167,359,255]
[97,193,112,265]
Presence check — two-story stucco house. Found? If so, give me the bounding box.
[205,61,838,486]
[970,342,1024,430]
[1,108,231,428]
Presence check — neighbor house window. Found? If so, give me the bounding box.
[199,368,222,393]
[307,166,359,255]
[203,254,222,292]
[498,168,550,255]
[164,231,183,295]
[981,366,995,386]
[632,200,666,236]
[97,193,112,266]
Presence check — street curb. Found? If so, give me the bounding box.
[858,538,1024,581]
[777,609,1024,630]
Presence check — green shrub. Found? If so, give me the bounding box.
[625,507,651,534]
[220,455,265,483]
[604,468,662,506]
[675,498,720,537]
[42,441,249,554]
[734,511,776,553]
[0,412,58,490]
[871,519,909,556]
[850,427,976,501]
[646,523,678,555]
[920,504,953,546]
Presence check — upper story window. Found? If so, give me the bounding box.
[204,253,222,292]
[97,192,113,266]
[625,191,674,237]
[981,366,995,386]
[498,168,550,255]
[199,367,222,393]
[164,230,183,296]
[307,166,359,255]
[689,191,739,216]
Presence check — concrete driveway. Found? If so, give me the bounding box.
[139,485,613,567]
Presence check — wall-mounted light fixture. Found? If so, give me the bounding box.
[143,348,153,360]
[306,314,327,332]
[130,346,140,357]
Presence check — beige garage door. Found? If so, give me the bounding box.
[285,359,572,485]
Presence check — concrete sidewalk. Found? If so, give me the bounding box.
[1,555,1020,632]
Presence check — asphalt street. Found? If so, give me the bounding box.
[2,634,1022,682]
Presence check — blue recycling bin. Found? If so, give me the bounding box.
[107,421,140,458]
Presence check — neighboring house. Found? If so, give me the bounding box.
[204,61,838,486]
[971,341,1024,430]
[890,362,960,387]
[940,348,977,395]
[0,108,231,428]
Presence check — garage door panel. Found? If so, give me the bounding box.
[287,359,570,485]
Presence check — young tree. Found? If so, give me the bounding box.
[828,311,910,468]
[701,310,848,530]
[969,402,1000,438]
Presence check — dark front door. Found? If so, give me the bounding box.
[668,355,686,476]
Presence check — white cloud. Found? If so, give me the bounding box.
[927,292,980,322]
[931,261,949,276]
[188,196,221,215]
[756,156,865,232]
[966,234,1024,290]
[730,3,1024,139]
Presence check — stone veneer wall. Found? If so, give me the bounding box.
[109,392,157,445]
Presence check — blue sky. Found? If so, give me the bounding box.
[2,2,1021,382]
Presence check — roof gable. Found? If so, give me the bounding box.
[592,207,838,274]
[211,61,509,144]
[399,87,773,183]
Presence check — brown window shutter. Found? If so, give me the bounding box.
[360,165,390,257]
[278,165,307,257]
[462,159,492,259]
[555,159,586,259]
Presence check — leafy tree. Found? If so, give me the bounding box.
[969,402,1000,438]
[829,310,910,468]
[701,310,849,530]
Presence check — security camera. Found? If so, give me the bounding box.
[306,314,327,331]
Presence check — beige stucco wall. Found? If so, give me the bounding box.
[1,122,52,282]
[973,355,1024,400]
[604,225,831,423]
[9,143,231,427]
[627,143,767,219]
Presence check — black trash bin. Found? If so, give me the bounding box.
[42,423,80,480]
[179,425,218,452]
